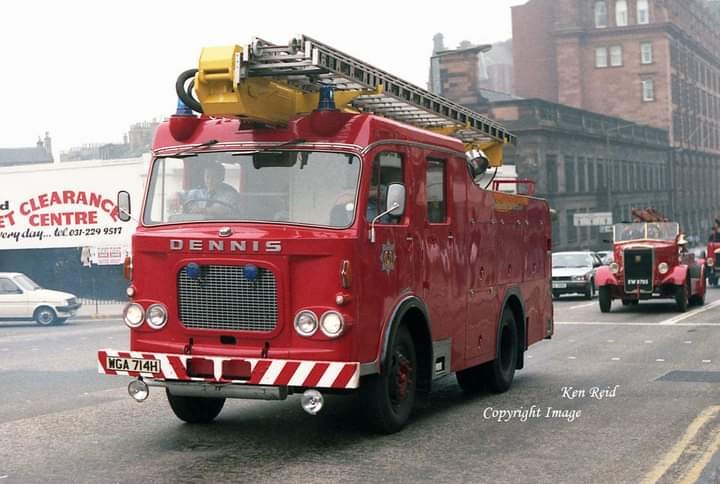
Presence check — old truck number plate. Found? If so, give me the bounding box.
[106,356,160,373]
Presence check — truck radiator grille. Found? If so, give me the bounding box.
[623,248,654,293]
[178,265,278,331]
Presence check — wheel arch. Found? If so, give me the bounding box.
[376,296,433,396]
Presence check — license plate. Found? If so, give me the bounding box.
[552,282,567,288]
[106,356,160,374]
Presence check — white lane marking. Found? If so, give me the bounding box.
[569,302,596,310]
[683,340,692,344]
[556,321,720,326]
[658,299,720,325]
[644,340,653,344]
[611,357,621,361]
[656,358,665,362]
[702,360,712,363]
[0,475,8,479]
[607,339,615,343]
[527,355,533,359]
[567,356,576,360]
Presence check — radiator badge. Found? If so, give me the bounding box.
[380,241,396,273]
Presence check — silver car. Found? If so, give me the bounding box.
[552,252,602,299]
[0,272,81,326]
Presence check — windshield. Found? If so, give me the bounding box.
[613,222,679,242]
[552,253,595,268]
[13,274,40,290]
[143,151,361,227]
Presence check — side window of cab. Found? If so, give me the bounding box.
[366,152,404,224]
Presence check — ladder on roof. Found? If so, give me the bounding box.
[187,35,516,164]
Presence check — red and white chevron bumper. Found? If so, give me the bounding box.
[97,349,360,389]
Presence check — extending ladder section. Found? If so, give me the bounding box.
[189,35,516,164]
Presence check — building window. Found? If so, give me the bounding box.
[546,154,558,193]
[565,156,576,193]
[615,0,628,26]
[595,47,608,67]
[610,46,623,66]
[642,79,655,101]
[594,1,608,28]
[637,0,649,24]
[640,42,653,64]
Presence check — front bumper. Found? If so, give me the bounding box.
[552,280,590,294]
[97,349,360,389]
[56,302,82,315]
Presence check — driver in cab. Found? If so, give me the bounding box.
[184,162,240,217]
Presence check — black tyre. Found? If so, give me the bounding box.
[360,325,417,434]
[552,292,560,300]
[689,280,706,307]
[456,365,484,394]
[166,390,225,424]
[481,308,519,394]
[34,306,57,326]
[621,299,632,306]
[53,318,68,325]
[675,283,688,312]
[598,286,612,313]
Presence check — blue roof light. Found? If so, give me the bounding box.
[176,98,193,116]
[317,85,336,111]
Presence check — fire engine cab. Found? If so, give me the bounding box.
[97,35,553,433]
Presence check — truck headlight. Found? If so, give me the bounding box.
[294,310,318,336]
[146,304,168,329]
[610,262,619,274]
[658,262,669,274]
[123,303,145,328]
[320,311,344,337]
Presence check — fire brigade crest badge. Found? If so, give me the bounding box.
[380,241,396,273]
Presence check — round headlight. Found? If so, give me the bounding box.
[320,311,345,337]
[708,258,715,267]
[658,262,669,274]
[123,303,145,328]
[610,262,619,274]
[146,304,168,329]
[294,310,318,336]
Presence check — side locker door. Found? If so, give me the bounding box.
[465,182,498,364]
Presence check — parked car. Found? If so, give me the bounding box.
[0,272,81,325]
[552,251,602,299]
[596,250,612,265]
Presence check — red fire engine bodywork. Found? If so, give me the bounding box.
[98,110,553,430]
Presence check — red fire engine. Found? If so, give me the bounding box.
[97,35,553,433]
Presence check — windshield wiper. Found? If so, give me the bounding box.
[167,139,219,158]
[231,138,306,156]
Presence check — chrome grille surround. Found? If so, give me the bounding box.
[178,264,278,331]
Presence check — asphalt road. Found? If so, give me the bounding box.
[0,293,718,484]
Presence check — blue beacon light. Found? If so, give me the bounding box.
[176,98,194,116]
[243,264,259,281]
[317,85,336,111]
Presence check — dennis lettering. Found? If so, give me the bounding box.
[170,239,282,253]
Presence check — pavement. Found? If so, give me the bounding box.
[74,301,126,319]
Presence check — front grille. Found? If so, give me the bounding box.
[553,276,573,281]
[623,247,653,293]
[178,265,278,331]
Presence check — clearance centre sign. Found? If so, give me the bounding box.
[0,158,147,250]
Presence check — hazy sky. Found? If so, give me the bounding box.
[0,0,527,157]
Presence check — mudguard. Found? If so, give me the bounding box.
[660,264,688,286]
[595,265,618,286]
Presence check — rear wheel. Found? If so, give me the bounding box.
[481,308,519,394]
[360,325,417,434]
[598,286,612,313]
[584,281,595,300]
[34,306,57,326]
[166,390,225,424]
[675,283,689,312]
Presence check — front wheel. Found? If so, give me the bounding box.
[584,281,595,300]
[34,306,57,326]
[360,325,417,434]
[166,390,225,424]
[675,283,689,312]
[598,286,612,313]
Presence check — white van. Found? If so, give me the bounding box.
[0,272,80,325]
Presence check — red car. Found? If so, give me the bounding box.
[595,222,706,312]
